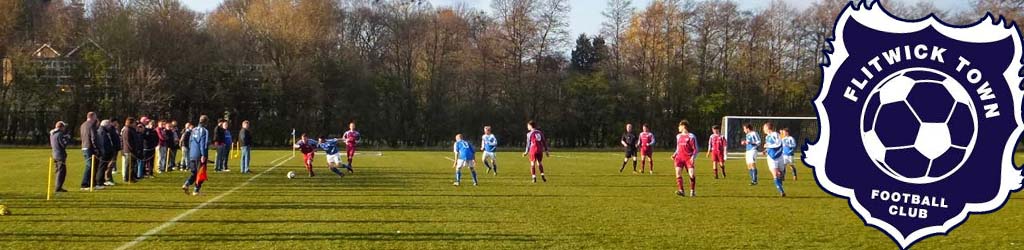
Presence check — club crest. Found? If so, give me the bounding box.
[805,1,1024,248]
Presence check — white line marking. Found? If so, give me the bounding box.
[356,151,384,157]
[114,153,294,250]
[444,156,456,162]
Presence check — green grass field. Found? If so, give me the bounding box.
[0,149,1022,249]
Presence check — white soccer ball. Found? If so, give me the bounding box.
[860,68,977,184]
[287,171,296,179]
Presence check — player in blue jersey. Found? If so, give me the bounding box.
[741,123,761,185]
[481,126,499,175]
[780,128,798,181]
[453,134,479,186]
[317,136,351,178]
[762,123,785,197]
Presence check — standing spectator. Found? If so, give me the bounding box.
[133,120,146,181]
[239,120,253,174]
[50,121,70,193]
[167,120,180,171]
[183,115,210,196]
[156,120,166,173]
[79,112,103,190]
[121,117,140,183]
[212,120,224,170]
[179,122,193,172]
[215,120,233,172]
[95,120,116,188]
[142,118,159,178]
[106,120,122,185]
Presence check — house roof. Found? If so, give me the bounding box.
[32,39,114,60]
[64,38,113,59]
[32,44,62,58]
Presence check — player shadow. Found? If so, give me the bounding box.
[199,202,432,210]
[146,232,544,243]
[0,233,140,243]
[0,232,544,243]
[12,218,507,225]
[13,201,203,210]
[706,195,837,200]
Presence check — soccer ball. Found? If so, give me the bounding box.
[287,171,296,179]
[860,68,977,184]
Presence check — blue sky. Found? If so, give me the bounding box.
[179,0,971,38]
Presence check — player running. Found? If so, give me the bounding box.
[619,123,639,173]
[342,121,360,173]
[453,134,479,186]
[318,136,351,178]
[523,121,549,183]
[741,123,761,185]
[780,128,798,181]
[671,120,698,197]
[293,134,318,177]
[763,122,786,197]
[638,124,655,174]
[707,125,727,179]
[481,126,499,175]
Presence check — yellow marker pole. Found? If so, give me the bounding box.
[157,146,163,174]
[90,155,96,192]
[46,157,54,201]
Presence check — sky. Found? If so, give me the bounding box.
[179,0,971,38]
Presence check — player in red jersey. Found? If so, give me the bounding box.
[637,124,655,174]
[670,120,698,197]
[342,121,360,173]
[707,125,727,179]
[293,133,318,177]
[522,120,550,183]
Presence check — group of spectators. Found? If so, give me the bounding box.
[48,112,254,193]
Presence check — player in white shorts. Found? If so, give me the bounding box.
[740,123,761,185]
[780,128,797,181]
[317,136,348,178]
[481,126,499,175]
[453,134,479,186]
[762,122,785,197]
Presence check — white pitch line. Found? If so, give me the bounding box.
[114,153,294,250]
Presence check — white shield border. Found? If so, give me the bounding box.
[804,1,1024,249]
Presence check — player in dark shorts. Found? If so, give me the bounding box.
[620,123,639,173]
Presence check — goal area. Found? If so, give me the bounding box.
[721,116,819,158]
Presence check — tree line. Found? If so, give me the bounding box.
[0,0,1021,148]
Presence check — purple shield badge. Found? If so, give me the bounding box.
[805,1,1024,249]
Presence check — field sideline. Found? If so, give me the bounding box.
[0,149,1022,249]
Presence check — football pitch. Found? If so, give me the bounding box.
[0,149,1021,250]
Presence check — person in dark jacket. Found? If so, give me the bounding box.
[133,121,147,180]
[239,120,253,174]
[213,119,228,171]
[167,120,180,171]
[94,120,115,188]
[79,112,103,190]
[50,121,70,192]
[141,118,159,178]
[105,120,121,186]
